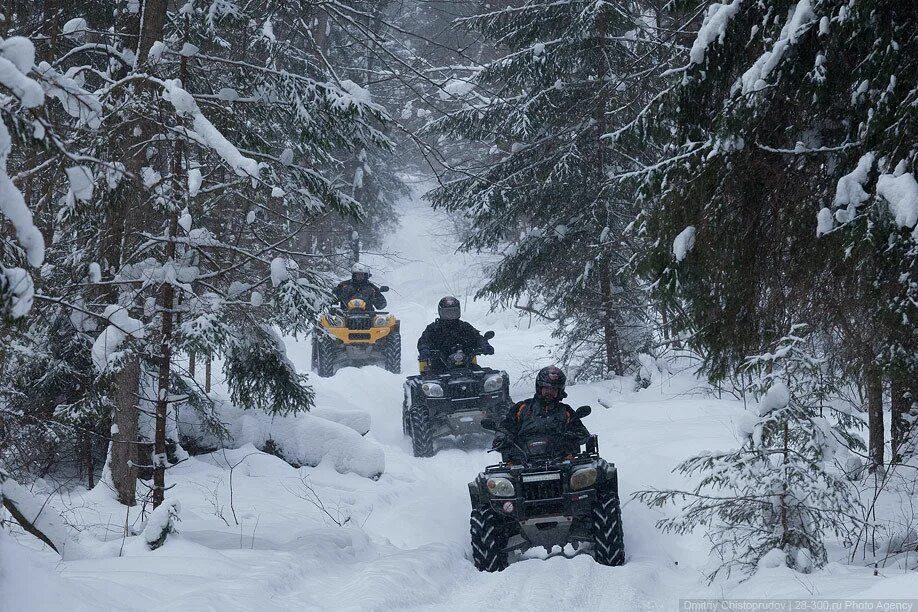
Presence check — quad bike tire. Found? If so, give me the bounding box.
[470,507,509,572]
[409,407,435,458]
[592,487,625,566]
[313,332,337,378]
[383,330,401,374]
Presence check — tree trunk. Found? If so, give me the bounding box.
[41,0,61,61]
[152,213,178,509]
[205,353,212,393]
[136,0,168,69]
[890,374,914,463]
[866,364,884,472]
[100,1,150,507]
[599,259,624,376]
[110,356,140,505]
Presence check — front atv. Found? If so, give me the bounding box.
[467,417,625,571]
[403,337,511,457]
[311,295,401,377]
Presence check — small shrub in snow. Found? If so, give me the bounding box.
[141,499,181,551]
[636,327,862,580]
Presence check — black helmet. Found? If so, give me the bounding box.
[438,296,461,320]
[535,366,566,401]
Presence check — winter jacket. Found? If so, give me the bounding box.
[417,318,493,366]
[333,280,386,310]
[498,396,590,459]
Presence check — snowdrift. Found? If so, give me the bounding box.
[181,399,384,479]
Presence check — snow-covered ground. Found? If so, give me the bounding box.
[4,192,917,610]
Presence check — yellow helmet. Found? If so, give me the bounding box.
[347,298,368,311]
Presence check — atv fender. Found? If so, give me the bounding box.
[468,481,482,506]
[603,465,619,496]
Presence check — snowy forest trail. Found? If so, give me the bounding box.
[19,193,910,611]
[275,192,721,609]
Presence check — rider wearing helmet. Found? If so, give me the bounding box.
[333,262,387,310]
[417,296,494,372]
[498,366,590,460]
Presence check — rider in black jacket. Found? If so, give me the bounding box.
[498,366,590,461]
[417,296,493,372]
[333,262,387,310]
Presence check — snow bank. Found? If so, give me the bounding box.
[690,0,743,65]
[232,411,384,479]
[0,472,84,559]
[312,406,372,436]
[182,397,385,479]
[0,531,84,611]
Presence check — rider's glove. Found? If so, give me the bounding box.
[482,342,495,356]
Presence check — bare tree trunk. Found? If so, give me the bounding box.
[136,0,168,68]
[110,356,140,505]
[599,260,624,376]
[101,0,151,507]
[41,0,61,61]
[152,212,178,509]
[866,363,884,472]
[205,353,212,393]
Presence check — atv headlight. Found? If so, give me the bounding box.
[483,374,503,393]
[421,382,444,397]
[570,467,598,491]
[373,315,388,327]
[325,314,344,327]
[486,477,515,498]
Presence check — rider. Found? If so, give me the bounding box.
[498,366,590,460]
[417,296,493,372]
[333,262,387,310]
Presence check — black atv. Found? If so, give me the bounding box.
[402,331,511,458]
[467,408,625,571]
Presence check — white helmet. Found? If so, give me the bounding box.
[351,262,370,283]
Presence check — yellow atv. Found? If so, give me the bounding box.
[311,295,401,377]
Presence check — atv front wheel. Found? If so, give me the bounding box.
[313,333,337,378]
[592,488,625,566]
[409,407,435,457]
[383,330,401,374]
[470,507,508,572]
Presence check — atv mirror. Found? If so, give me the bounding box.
[574,406,592,419]
[379,285,389,292]
[483,330,495,340]
[480,418,497,431]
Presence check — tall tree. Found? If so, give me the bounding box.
[428,1,668,378]
[635,0,917,461]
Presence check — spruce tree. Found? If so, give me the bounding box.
[428,1,668,378]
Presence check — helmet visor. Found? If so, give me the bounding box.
[439,305,460,320]
[352,272,368,283]
[538,385,560,401]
